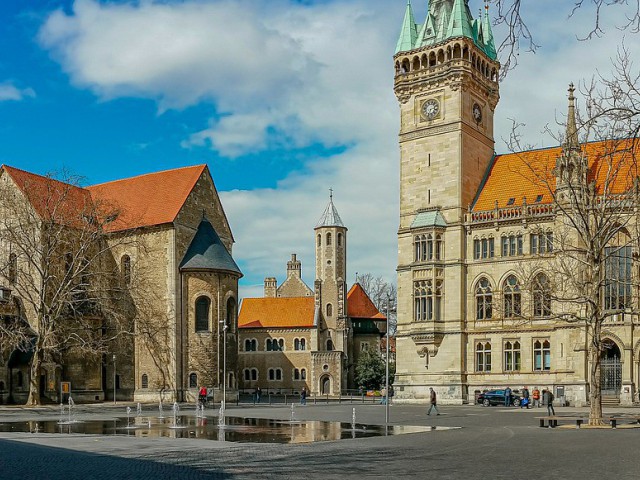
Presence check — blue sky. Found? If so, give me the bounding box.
[1,0,638,298]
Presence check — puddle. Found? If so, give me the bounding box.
[0,415,455,444]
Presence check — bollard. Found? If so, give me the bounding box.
[285,394,288,405]
[269,393,272,405]
[362,394,365,404]
[314,395,317,405]
[350,393,353,404]
[326,393,329,404]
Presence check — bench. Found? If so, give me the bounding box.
[538,416,587,428]
[608,416,640,428]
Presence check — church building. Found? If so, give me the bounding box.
[237,195,387,395]
[393,0,640,406]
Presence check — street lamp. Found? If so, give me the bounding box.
[112,354,116,405]
[220,320,228,414]
[384,297,395,426]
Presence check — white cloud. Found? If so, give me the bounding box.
[37,0,635,299]
[0,82,35,102]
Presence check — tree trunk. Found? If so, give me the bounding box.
[588,341,604,425]
[26,347,43,406]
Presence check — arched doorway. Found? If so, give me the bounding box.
[321,376,331,395]
[601,340,622,396]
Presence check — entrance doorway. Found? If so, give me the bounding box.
[601,341,622,396]
[321,376,331,395]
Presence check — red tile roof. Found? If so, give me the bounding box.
[473,139,640,211]
[88,165,207,232]
[238,297,315,329]
[2,165,93,224]
[347,284,387,320]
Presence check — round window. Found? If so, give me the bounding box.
[323,364,329,372]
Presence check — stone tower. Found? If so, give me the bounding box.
[313,191,349,391]
[393,0,500,403]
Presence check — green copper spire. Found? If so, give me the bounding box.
[482,2,497,60]
[446,0,474,39]
[395,1,419,54]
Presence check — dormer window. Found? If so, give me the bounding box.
[506,198,515,206]
[535,195,544,203]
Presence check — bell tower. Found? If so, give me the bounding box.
[393,0,500,403]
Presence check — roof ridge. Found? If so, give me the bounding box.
[495,138,631,157]
[2,164,89,192]
[87,164,206,188]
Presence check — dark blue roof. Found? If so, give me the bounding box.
[179,218,242,276]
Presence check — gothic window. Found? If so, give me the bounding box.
[226,297,237,332]
[504,341,521,372]
[533,274,552,317]
[141,374,149,389]
[327,233,332,246]
[503,275,521,318]
[426,234,434,260]
[338,233,343,247]
[435,234,443,260]
[530,232,554,254]
[414,280,442,321]
[301,368,307,380]
[195,296,210,332]
[501,235,523,257]
[475,277,493,320]
[326,339,334,351]
[8,253,17,284]
[475,342,491,372]
[189,373,198,388]
[534,340,551,371]
[317,234,321,247]
[473,238,495,259]
[604,237,633,310]
[121,255,131,285]
[326,303,333,317]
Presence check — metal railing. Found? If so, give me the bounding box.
[236,388,384,406]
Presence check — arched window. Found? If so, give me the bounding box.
[426,234,434,260]
[226,297,237,332]
[435,234,443,260]
[534,340,551,371]
[251,369,258,381]
[326,303,333,317]
[195,296,210,332]
[338,233,343,247]
[8,253,17,284]
[475,342,491,372]
[504,341,521,371]
[503,275,521,318]
[121,255,131,285]
[605,231,633,310]
[245,339,257,351]
[300,338,306,351]
[414,279,442,321]
[189,373,198,388]
[278,339,284,351]
[301,368,307,380]
[266,339,273,351]
[326,339,334,351]
[244,369,251,381]
[475,278,493,320]
[317,234,321,247]
[141,374,149,389]
[294,369,300,380]
[533,274,551,317]
[326,233,332,246]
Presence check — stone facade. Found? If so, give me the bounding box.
[0,165,241,404]
[393,2,640,406]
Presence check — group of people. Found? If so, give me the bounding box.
[504,386,556,415]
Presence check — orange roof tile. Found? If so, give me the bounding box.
[2,165,94,224]
[238,297,315,329]
[88,165,207,232]
[347,283,387,321]
[473,139,640,211]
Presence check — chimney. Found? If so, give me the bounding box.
[287,254,302,279]
[264,277,277,298]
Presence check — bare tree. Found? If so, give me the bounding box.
[355,273,397,332]
[504,57,640,423]
[0,170,138,405]
[492,0,640,76]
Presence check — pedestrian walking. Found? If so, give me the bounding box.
[380,387,387,405]
[543,388,556,416]
[255,387,262,404]
[427,387,440,415]
[521,386,530,409]
[504,386,512,407]
[300,387,307,406]
[198,386,207,407]
[532,387,541,408]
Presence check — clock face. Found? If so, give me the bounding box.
[472,103,482,123]
[422,99,440,120]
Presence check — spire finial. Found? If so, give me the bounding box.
[329,188,333,201]
[566,82,579,149]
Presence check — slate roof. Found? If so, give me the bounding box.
[411,210,447,228]
[472,139,640,211]
[180,217,242,276]
[315,195,345,228]
[238,297,316,329]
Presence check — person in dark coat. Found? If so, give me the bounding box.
[427,387,440,415]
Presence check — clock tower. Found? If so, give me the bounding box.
[393,0,500,403]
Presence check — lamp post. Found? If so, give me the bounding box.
[220,320,228,414]
[112,354,116,405]
[385,301,390,426]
